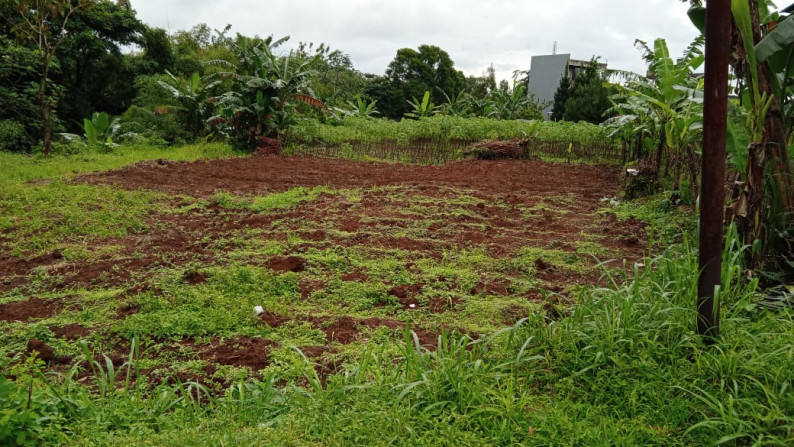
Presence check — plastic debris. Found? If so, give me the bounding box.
[254,305,264,315]
[600,197,621,206]
[408,304,416,308]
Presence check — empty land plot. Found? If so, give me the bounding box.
[1,156,646,388]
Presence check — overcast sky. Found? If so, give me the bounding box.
[130,0,701,82]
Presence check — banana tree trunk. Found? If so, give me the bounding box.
[733,0,794,267]
[672,152,682,192]
[688,147,699,206]
[655,132,664,173]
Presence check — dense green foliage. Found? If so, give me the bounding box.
[563,59,616,124]
[1,3,548,154]
[367,45,467,119]
[0,36,42,151]
[550,74,571,121]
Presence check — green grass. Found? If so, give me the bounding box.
[0,142,236,186]
[0,183,166,256]
[211,186,337,213]
[3,230,792,446]
[0,143,237,257]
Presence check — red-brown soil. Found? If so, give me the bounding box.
[0,297,61,322]
[49,323,92,340]
[266,256,307,273]
[82,156,620,198]
[196,336,275,371]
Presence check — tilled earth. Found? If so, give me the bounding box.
[1,155,647,389]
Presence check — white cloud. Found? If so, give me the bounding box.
[130,0,701,82]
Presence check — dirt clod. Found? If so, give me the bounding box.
[0,297,61,322]
[266,256,306,273]
[27,339,55,362]
[323,316,359,344]
[50,324,91,340]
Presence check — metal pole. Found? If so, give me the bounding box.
[698,0,731,341]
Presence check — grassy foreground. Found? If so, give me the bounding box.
[0,146,792,446]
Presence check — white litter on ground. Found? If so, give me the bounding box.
[254,305,264,315]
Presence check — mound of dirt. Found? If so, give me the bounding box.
[463,139,529,160]
[254,137,282,156]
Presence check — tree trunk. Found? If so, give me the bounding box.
[654,133,664,173]
[37,86,53,157]
[688,147,699,206]
[732,0,794,267]
[673,154,682,192]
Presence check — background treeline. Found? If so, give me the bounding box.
[1,0,619,154]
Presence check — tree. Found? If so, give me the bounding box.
[10,0,89,155]
[563,58,614,124]
[550,73,571,121]
[293,44,367,109]
[404,90,437,118]
[157,71,219,138]
[465,64,497,100]
[605,37,704,197]
[374,45,466,119]
[488,83,544,120]
[54,1,144,123]
[139,26,175,73]
[212,36,324,149]
[0,36,41,151]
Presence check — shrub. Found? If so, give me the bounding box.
[0,120,30,152]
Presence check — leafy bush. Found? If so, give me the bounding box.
[0,120,30,152]
[116,105,191,145]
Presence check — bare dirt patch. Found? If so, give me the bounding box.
[0,297,61,322]
[197,336,275,371]
[49,323,92,340]
[266,256,307,273]
[83,156,621,198]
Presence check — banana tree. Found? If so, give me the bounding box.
[345,94,379,118]
[209,35,325,148]
[487,83,544,120]
[437,88,470,117]
[157,71,220,138]
[688,0,794,269]
[606,37,704,191]
[465,94,493,118]
[83,111,119,150]
[404,90,437,119]
[665,84,704,202]
[689,0,794,266]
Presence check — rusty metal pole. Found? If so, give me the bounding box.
[698,0,731,341]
